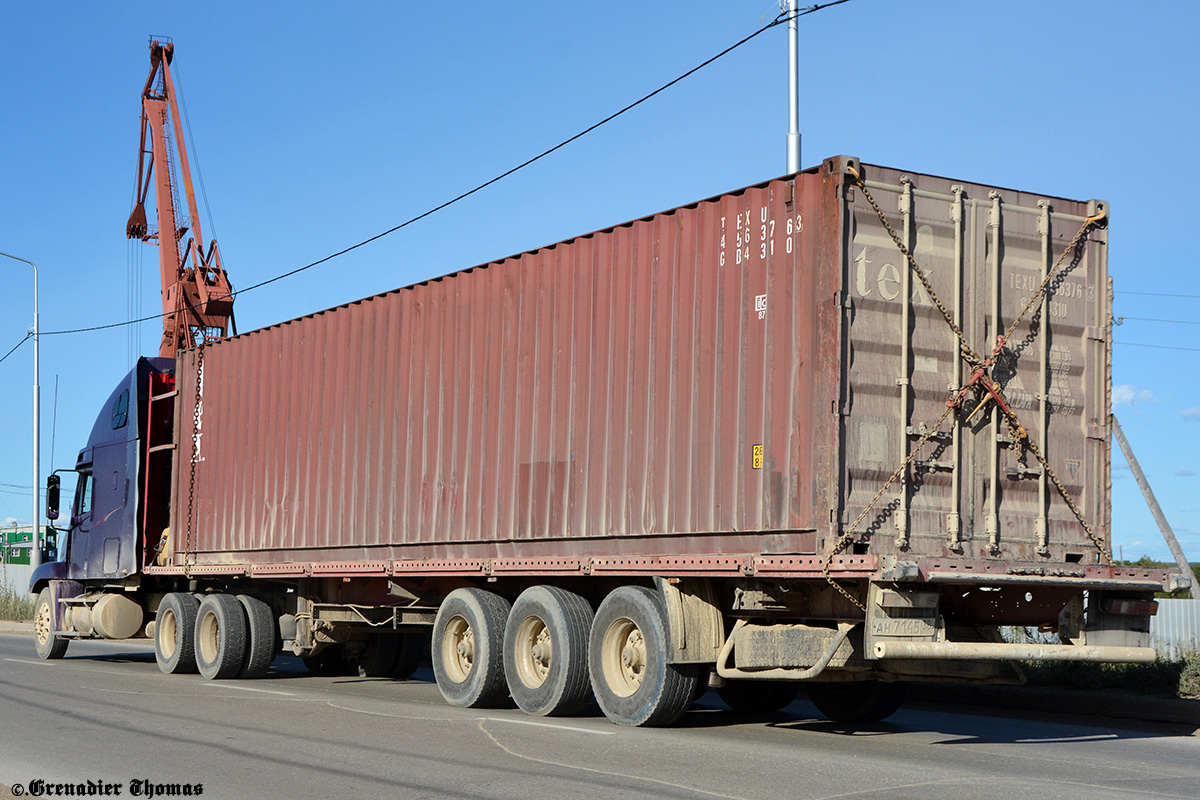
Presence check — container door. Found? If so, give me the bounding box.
[837,164,1110,562]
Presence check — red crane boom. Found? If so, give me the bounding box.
[126,39,234,358]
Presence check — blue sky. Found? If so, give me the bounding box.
[1,1,1196,564]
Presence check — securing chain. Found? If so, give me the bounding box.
[824,166,1110,607]
[185,341,205,574]
[998,403,1112,561]
[824,403,957,612]
[847,164,981,369]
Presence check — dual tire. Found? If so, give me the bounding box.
[155,592,277,679]
[431,584,698,726]
[806,680,907,723]
[356,632,427,678]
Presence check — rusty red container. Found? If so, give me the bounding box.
[170,156,1111,571]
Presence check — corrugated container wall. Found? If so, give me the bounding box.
[170,157,1112,569]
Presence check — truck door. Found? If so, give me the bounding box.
[66,466,93,580]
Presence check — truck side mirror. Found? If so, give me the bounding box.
[46,474,60,521]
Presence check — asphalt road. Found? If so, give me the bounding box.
[2,632,1197,800]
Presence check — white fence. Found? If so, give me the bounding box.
[0,562,33,599]
[1150,599,1200,659]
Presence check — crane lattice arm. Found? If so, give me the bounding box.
[126,39,234,358]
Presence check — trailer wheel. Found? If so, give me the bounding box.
[33,588,68,660]
[432,588,510,708]
[236,595,277,678]
[503,586,594,716]
[195,594,249,680]
[806,680,907,723]
[391,632,427,679]
[717,680,800,713]
[588,586,700,727]
[359,634,399,678]
[155,592,200,674]
[302,645,354,676]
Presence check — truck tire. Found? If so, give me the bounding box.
[717,680,800,713]
[588,585,700,727]
[391,632,427,679]
[359,634,399,678]
[155,592,200,674]
[503,586,594,716]
[302,645,354,676]
[806,680,907,723]
[236,594,277,678]
[432,588,510,708]
[33,588,68,660]
[195,594,249,680]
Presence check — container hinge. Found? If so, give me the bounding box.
[915,459,955,472]
[1085,326,1107,341]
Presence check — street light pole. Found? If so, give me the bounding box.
[0,251,40,573]
[786,0,801,174]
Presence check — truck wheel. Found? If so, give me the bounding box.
[391,632,427,679]
[503,586,594,716]
[195,594,248,680]
[359,634,400,677]
[717,680,800,713]
[806,680,907,723]
[432,588,510,708]
[302,645,354,675]
[155,592,201,674]
[588,586,700,727]
[33,588,68,660]
[236,595,277,678]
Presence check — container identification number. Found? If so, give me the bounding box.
[718,207,802,268]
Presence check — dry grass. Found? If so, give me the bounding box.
[0,578,34,622]
[1020,652,1200,699]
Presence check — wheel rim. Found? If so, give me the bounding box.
[35,598,53,647]
[441,614,474,683]
[513,614,551,688]
[160,608,178,659]
[197,610,220,664]
[602,617,645,697]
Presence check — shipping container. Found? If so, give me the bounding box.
[169,157,1112,569]
[34,157,1186,727]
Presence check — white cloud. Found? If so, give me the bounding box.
[1179,470,1197,477]
[1113,385,1154,406]
[1182,407,1200,420]
[2,517,16,526]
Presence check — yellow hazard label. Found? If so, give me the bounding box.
[752,444,764,470]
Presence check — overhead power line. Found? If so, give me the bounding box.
[1115,290,1200,300]
[1115,316,1200,326]
[41,1,851,339]
[0,333,30,367]
[1114,341,1200,353]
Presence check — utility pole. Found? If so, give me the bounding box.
[0,250,40,573]
[1111,415,1194,592]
